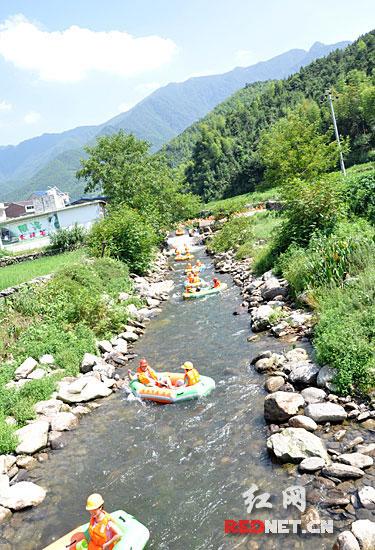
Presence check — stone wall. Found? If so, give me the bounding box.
[0,249,59,268]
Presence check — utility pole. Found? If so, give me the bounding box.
[326,89,346,176]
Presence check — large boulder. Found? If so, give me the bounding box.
[15,421,49,454]
[288,363,320,387]
[301,387,326,404]
[264,391,304,423]
[14,357,37,380]
[322,464,364,479]
[0,481,46,510]
[338,453,373,470]
[34,399,63,416]
[305,403,347,423]
[50,412,78,432]
[358,486,375,510]
[267,427,329,463]
[289,415,317,432]
[351,520,375,550]
[97,340,113,353]
[58,378,112,404]
[112,339,128,354]
[261,277,288,301]
[265,376,285,393]
[251,305,274,332]
[333,531,360,550]
[316,365,337,390]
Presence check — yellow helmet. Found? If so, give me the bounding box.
[86,493,104,511]
[181,361,194,370]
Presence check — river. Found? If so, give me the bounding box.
[3,244,336,549]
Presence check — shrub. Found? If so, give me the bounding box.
[344,167,375,224]
[0,416,17,454]
[208,217,254,253]
[49,224,87,251]
[88,206,157,274]
[275,174,348,251]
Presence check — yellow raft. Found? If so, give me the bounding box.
[175,254,194,261]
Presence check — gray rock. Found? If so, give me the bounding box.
[289,415,318,432]
[0,481,46,510]
[355,444,375,456]
[339,453,373,470]
[58,378,112,404]
[285,348,309,363]
[305,402,347,423]
[267,427,329,463]
[92,363,115,380]
[265,376,285,393]
[351,519,375,550]
[125,304,139,318]
[317,365,337,390]
[14,357,37,380]
[289,363,320,387]
[39,354,55,365]
[27,368,46,380]
[261,277,288,301]
[358,487,375,510]
[264,391,305,423]
[118,292,130,302]
[50,412,78,432]
[255,357,276,373]
[299,457,326,473]
[80,353,99,374]
[333,531,360,550]
[322,464,364,479]
[250,350,273,364]
[16,456,37,470]
[15,421,49,454]
[113,339,128,354]
[119,331,139,342]
[251,305,274,332]
[34,399,63,416]
[97,340,113,353]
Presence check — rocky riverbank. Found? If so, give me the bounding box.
[0,250,175,522]
[207,246,375,549]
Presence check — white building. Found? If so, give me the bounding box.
[30,187,70,214]
[0,200,106,252]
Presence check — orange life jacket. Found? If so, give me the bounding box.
[137,366,158,386]
[88,511,116,550]
[185,368,200,386]
[213,280,220,288]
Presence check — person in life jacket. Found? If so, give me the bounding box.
[185,284,196,294]
[129,359,173,389]
[186,263,193,273]
[84,493,121,550]
[212,277,220,288]
[177,361,201,387]
[195,260,203,268]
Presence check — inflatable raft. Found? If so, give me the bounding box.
[130,372,215,404]
[175,254,194,261]
[183,279,208,288]
[43,510,149,550]
[183,282,227,300]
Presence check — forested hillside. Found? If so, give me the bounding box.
[165,31,374,201]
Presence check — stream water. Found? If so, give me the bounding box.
[3,245,337,549]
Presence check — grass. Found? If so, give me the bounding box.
[0,255,138,452]
[0,248,86,290]
[205,187,281,218]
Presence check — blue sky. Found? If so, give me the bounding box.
[0,0,374,146]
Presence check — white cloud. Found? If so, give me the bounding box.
[0,100,12,112]
[135,82,161,94]
[0,14,177,82]
[117,101,137,113]
[235,49,259,67]
[24,110,41,124]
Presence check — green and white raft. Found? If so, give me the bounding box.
[129,373,216,404]
[183,282,228,300]
[43,510,149,550]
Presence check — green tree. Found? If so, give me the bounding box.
[258,100,343,185]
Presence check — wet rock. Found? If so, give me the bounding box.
[322,464,364,479]
[289,415,318,432]
[279,382,295,392]
[16,456,37,470]
[0,505,12,524]
[358,487,375,510]
[71,405,90,415]
[335,430,347,442]
[333,531,360,550]
[250,351,273,364]
[322,488,351,507]
[261,277,288,301]
[316,365,337,390]
[15,420,49,454]
[254,357,276,373]
[34,399,63,416]
[264,391,304,423]
[50,412,78,432]
[289,363,320,387]
[48,431,65,450]
[338,453,373,470]
[0,481,46,510]
[351,519,375,550]
[14,357,37,380]
[267,427,329,463]
[265,376,285,393]
[305,403,347,423]
[344,437,364,452]
[360,419,375,432]
[357,412,371,422]
[301,506,320,531]
[97,340,113,353]
[298,457,326,473]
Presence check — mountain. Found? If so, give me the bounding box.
[169,31,374,200]
[0,40,350,201]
